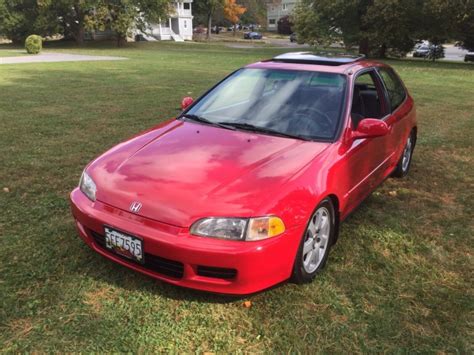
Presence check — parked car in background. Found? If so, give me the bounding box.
[290,33,297,42]
[244,32,263,40]
[425,45,445,61]
[71,52,417,295]
[414,40,429,50]
[413,45,431,57]
[193,26,206,34]
[413,43,445,59]
[465,51,474,62]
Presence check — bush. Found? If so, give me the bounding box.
[25,35,42,54]
[277,16,293,35]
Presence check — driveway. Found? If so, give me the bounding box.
[442,44,468,61]
[0,52,127,65]
[264,37,310,48]
[224,35,309,49]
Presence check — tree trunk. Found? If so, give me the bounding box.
[233,24,236,36]
[359,37,370,56]
[73,4,85,45]
[117,34,127,47]
[75,24,85,45]
[379,43,387,58]
[206,13,212,40]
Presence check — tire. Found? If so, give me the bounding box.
[392,130,416,178]
[292,198,336,284]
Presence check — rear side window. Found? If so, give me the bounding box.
[379,68,406,112]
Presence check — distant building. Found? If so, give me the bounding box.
[149,0,194,41]
[266,0,297,31]
[92,0,194,42]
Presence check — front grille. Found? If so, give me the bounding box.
[90,230,184,279]
[197,265,237,280]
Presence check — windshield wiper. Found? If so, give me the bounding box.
[180,114,236,131]
[217,122,310,141]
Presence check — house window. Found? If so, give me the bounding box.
[184,2,190,10]
[282,4,287,10]
[269,19,276,25]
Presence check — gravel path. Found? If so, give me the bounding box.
[0,52,127,65]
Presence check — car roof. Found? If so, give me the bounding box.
[246,52,386,74]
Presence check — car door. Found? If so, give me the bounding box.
[342,69,393,213]
[376,67,412,168]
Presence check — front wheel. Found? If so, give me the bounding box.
[393,130,416,178]
[292,198,335,283]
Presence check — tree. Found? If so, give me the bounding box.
[292,0,357,49]
[47,0,98,44]
[93,0,172,46]
[293,0,424,57]
[239,0,266,25]
[277,15,292,35]
[417,0,453,46]
[0,0,58,43]
[223,0,246,35]
[194,0,225,40]
[442,0,474,50]
[364,0,424,57]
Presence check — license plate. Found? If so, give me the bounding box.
[104,226,144,263]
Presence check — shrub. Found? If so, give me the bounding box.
[277,16,293,35]
[25,35,42,54]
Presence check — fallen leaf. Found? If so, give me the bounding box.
[243,301,252,308]
[3,187,9,193]
[388,191,397,197]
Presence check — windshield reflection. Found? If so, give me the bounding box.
[185,68,347,141]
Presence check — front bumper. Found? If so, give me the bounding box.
[70,188,303,295]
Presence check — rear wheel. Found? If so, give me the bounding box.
[292,198,335,283]
[393,130,416,178]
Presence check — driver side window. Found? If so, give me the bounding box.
[351,71,384,128]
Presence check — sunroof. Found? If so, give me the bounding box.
[272,52,365,66]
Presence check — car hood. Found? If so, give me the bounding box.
[88,120,329,227]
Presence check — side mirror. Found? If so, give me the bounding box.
[181,96,194,110]
[353,118,390,139]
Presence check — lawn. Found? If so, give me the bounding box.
[0,49,27,57]
[0,41,473,352]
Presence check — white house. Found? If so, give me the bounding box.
[91,1,193,42]
[148,0,194,41]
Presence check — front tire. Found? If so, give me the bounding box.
[393,130,416,178]
[292,198,335,284]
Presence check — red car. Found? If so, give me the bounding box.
[70,52,417,295]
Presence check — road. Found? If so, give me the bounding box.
[440,44,468,61]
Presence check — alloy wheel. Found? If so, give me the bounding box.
[402,136,413,172]
[302,207,331,273]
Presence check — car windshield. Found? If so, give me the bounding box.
[184,68,347,141]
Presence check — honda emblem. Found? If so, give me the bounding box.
[129,201,142,213]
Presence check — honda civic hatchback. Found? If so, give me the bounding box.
[70,52,417,295]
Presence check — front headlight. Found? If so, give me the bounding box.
[79,171,97,202]
[190,216,285,241]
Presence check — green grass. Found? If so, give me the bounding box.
[0,49,27,57]
[0,41,473,352]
